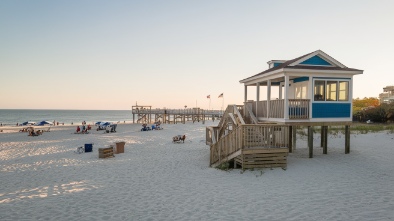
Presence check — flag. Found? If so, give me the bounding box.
[218,93,223,98]
[207,95,210,99]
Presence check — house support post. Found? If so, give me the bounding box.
[308,126,313,158]
[292,125,297,151]
[345,125,350,154]
[320,126,324,147]
[323,126,328,154]
[288,126,293,153]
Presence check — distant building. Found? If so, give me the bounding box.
[379,86,394,104]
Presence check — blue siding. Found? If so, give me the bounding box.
[293,76,309,83]
[312,103,351,118]
[300,55,331,66]
[273,62,282,67]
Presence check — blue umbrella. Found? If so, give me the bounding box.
[36,121,53,126]
[21,121,36,126]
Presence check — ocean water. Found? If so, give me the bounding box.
[0,109,133,126]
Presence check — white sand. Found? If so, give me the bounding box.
[1,122,394,221]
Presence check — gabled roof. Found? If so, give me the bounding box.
[240,50,363,83]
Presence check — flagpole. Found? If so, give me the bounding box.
[222,96,224,112]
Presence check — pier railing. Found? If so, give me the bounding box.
[132,108,222,115]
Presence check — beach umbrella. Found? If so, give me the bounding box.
[36,121,53,126]
[100,122,111,126]
[21,121,36,126]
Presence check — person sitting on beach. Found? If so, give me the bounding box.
[76,126,81,133]
[87,124,91,130]
[29,129,37,136]
[141,123,150,131]
[151,124,156,130]
[156,123,162,130]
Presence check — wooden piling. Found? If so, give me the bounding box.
[323,126,328,154]
[308,126,313,158]
[345,125,350,154]
[288,126,293,153]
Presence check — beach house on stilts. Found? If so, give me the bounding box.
[207,50,363,169]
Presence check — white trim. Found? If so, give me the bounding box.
[284,68,363,75]
[239,69,284,84]
[240,68,362,85]
[257,118,352,123]
[288,50,347,68]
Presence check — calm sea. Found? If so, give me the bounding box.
[0,109,133,126]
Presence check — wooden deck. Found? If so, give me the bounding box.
[235,148,288,170]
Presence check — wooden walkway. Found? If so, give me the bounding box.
[132,105,222,124]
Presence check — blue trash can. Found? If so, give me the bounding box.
[84,143,93,152]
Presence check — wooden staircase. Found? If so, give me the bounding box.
[208,105,289,170]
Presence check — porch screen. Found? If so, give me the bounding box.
[314,80,325,101]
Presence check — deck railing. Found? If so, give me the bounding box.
[210,124,289,166]
[253,99,310,119]
[288,99,310,119]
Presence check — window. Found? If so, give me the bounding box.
[295,82,307,99]
[338,81,349,101]
[314,80,325,101]
[326,81,337,101]
[314,79,349,102]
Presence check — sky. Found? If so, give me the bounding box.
[1,0,394,110]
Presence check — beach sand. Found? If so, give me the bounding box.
[1,122,394,221]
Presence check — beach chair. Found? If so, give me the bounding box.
[74,146,84,154]
[173,135,186,143]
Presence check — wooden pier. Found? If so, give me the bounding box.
[132,105,223,124]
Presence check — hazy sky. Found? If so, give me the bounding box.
[1,0,393,110]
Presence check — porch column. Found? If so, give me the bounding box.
[244,85,248,103]
[284,75,289,119]
[267,80,271,118]
[279,83,283,99]
[244,85,248,117]
[256,82,260,116]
